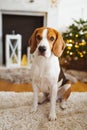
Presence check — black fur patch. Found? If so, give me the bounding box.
[58,67,69,86]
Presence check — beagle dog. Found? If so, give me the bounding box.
[29,27,71,121]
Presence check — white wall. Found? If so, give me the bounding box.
[0,0,59,29]
[58,0,87,32]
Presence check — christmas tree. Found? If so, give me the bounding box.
[61,18,87,71]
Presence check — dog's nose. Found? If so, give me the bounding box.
[38,46,46,53]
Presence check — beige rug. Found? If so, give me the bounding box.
[0,92,87,130]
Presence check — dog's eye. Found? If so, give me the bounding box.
[49,36,55,41]
[36,35,42,41]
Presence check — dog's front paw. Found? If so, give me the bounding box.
[59,101,66,110]
[49,113,57,121]
[38,98,49,104]
[38,98,45,104]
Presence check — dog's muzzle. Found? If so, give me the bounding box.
[38,46,46,56]
[38,46,46,52]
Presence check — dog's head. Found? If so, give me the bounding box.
[29,27,65,58]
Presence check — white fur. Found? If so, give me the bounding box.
[31,29,60,121]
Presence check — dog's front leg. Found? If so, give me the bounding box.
[49,84,57,121]
[32,85,39,112]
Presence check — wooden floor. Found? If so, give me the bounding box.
[0,80,87,92]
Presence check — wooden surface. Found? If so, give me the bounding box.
[0,80,87,92]
[71,82,87,92]
[0,80,33,92]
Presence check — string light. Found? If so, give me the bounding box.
[75,34,78,37]
[67,46,72,50]
[67,51,70,54]
[83,51,86,54]
[70,52,73,55]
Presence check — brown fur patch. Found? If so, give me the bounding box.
[52,31,65,57]
[63,87,71,100]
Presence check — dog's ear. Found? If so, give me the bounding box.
[28,29,38,54]
[52,31,65,57]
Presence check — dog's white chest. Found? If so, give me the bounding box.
[35,77,50,92]
[31,55,60,92]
